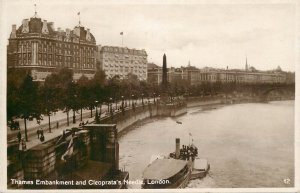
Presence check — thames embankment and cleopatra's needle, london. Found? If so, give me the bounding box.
[6,3,295,190]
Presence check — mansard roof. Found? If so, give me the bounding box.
[16,17,55,35]
[13,17,96,44]
[101,46,147,56]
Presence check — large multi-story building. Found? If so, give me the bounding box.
[7,12,97,81]
[147,63,190,86]
[97,46,148,81]
[148,60,291,86]
[147,63,162,85]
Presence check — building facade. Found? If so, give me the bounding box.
[188,68,287,86]
[148,62,290,86]
[7,14,97,81]
[97,46,148,81]
[147,63,190,86]
[147,63,162,85]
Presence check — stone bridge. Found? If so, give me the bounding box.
[257,85,294,102]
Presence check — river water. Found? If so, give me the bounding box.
[119,101,294,188]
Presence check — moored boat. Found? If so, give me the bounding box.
[142,138,209,189]
[190,158,210,180]
[142,158,193,188]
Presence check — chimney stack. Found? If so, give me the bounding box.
[48,22,54,31]
[86,28,91,41]
[11,24,16,38]
[22,19,29,33]
[42,20,49,34]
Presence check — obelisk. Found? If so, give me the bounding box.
[160,53,168,102]
[162,53,168,88]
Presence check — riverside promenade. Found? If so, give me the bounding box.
[7,96,221,150]
[8,93,292,150]
[5,94,243,148]
[7,99,153,145]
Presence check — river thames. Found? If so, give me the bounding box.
[119,100,294,188]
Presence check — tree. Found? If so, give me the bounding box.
[47,68,74,126]
[77,75,90,121]
[18,74,42,141]
[106,75,121,113]
[39,77,60,132]
[7,68,29,126]
[89,70,107,120]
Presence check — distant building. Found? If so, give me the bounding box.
[97,46,148,81]
[7,11,97,81]
[147,63,162,85]
[147,59,291,86]
[147,63,189,86]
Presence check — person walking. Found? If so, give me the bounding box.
[17,131,21,143]
[40,132,45,142]
[37,128,41,139]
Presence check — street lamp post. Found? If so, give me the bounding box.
[46,99,51,133]
[121,96,124,109]
[109,98,113,114]
[73,94,77,124]
[131,95,134,108]
[95,100,99,123]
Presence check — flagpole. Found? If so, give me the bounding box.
[78,12,81,26]
[120,32,124,47]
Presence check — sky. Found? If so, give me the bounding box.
[1,0,298,71]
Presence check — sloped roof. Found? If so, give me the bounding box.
[148,63,160,69]
[15,17,96,43]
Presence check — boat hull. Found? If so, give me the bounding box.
[190,164,210,180]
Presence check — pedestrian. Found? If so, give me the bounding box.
[16,121,20,130]
[40,128,44,136]
[37,128,40,139]
[21,139,27,150]
[17,131,21,143]
[40,133,45,142]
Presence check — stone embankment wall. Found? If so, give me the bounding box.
[96,101,186,133]
[102,103,158,133]
[12,94,294,189]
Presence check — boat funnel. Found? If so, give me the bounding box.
[175,138,180,159]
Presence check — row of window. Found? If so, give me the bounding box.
[18,59,95,69]
[18,46,95,56]
[193,74,284,82]
[17,41,95,53]
[103,54,147,60]
[103,60,147,66]
[102,47,146,55]
[106,72,147,79]
[18,53,95,62]
[104,63,147,68]
[103,58,147,65]
[103,66,146,73]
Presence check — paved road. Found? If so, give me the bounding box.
[7,98,156,143]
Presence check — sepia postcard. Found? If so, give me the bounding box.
[0,0,299,192]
